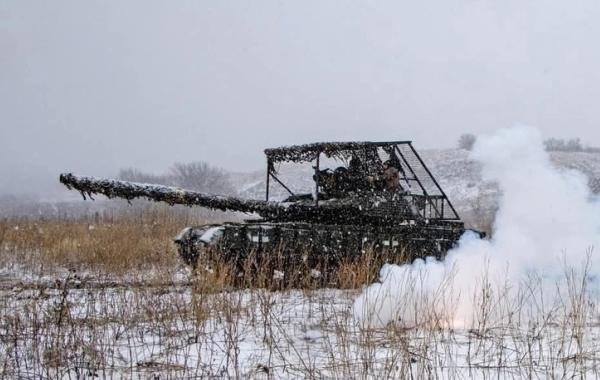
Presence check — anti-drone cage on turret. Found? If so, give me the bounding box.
[263,141,460,221]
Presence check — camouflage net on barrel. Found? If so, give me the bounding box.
[59,173,289,218]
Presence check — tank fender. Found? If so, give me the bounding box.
[173,225,223,267]
[198,226,225,244]
[465,228,486,239]
[174,225,224,246]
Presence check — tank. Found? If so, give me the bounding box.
[60,141,480,275]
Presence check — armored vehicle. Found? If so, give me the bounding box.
[60,141,475,277]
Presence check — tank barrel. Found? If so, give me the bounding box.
[59,173,285,216]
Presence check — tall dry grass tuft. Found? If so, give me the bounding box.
[336,248,412,289]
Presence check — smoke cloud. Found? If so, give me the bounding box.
[353,125,600,328]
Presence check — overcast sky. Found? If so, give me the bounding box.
[1,0,600,198]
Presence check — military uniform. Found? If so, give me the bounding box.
[383,165,400,192]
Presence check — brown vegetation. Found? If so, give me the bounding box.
[0,208,196,276]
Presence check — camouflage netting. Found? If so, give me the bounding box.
[59,173,287,218]
[264,141,409,163]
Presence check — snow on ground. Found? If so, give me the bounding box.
[2,268,600,378]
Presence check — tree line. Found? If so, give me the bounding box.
[457,133,600,153]
[118,161,235,195]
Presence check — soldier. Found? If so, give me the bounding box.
[382,160,401,192]
[347,156,369,192]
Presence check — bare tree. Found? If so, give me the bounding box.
[543,137,588,152]
[119,161,235,195]
[169,161,234,195]
[457,133,476,151]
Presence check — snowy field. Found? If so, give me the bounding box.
[2,267,600,379]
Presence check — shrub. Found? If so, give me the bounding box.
[457,133,476,151]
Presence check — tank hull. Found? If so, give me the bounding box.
[174,221,468,273]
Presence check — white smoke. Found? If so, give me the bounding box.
[353,125,600,328]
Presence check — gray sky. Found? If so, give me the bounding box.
[1,0,600,198]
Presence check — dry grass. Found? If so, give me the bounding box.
[2,256,599,378]
[2,210,600,378]
[0,208,199,276]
